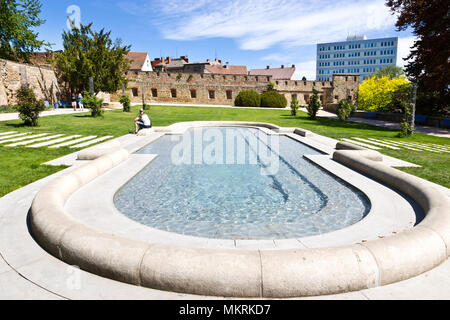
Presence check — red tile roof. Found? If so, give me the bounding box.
[205,65,248,75]
[126,52,148,70]
[248,67,296,80]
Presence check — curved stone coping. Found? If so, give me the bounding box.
[30,124,450,298]
[77,140,121,160]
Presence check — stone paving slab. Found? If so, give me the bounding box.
[0,132,31,141]
[70,136,113,149]
[0,131,17,136]
[0,269,63,300]
[0,133,49,145]
[49,136,97,148]
[27,135,82,148]
[342,138,381,150]
[6,134,64,147]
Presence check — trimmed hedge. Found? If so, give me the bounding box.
[234,90,261,107]
[260,91,287,108]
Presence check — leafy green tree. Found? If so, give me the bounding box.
[290,97,299,116]
[54,23,130,97]
[386,0,449,115]
[306,89,321,120]
[337,99,355,121]
[82,90,104,117]
[16,86,45,126]
[0,0,51,61]
[373,66,405,79]
[120,94,131,112]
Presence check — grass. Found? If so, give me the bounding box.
[0,105,448,197]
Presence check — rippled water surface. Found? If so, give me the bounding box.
[114,127,370,239]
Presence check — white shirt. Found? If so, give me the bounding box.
[141,114,151,126]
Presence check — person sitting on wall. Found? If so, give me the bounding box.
[134,108,152,134]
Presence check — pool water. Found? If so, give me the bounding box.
[114,127,370,239]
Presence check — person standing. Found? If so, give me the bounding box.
[71,94,77,111]
[77,93,84,111]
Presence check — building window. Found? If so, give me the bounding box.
[209,90,215,99]
[190,89,197,99]
[171,89,177,98]
[304,95,310,104]
[151,88,158,97]
[226,90,233,100]
[131,88,139,97]
[334,95,339,100]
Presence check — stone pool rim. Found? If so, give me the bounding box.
[29,121,450,298]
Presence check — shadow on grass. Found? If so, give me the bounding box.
[284,113,395,132]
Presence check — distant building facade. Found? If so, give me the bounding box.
[316,35,398,82]
[126,52,153,72]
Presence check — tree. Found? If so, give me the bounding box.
[337,99,355,121]
[373,66,405,79]
[0,0,51,61]
[358,76,410,112]
[306,89,321,120]
[290,97,299,116]
[386,0,450,114]
[16,86,45,126]
[54,23,130,97]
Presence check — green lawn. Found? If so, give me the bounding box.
[0,105,448,197]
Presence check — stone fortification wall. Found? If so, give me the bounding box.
[0,58,61,106]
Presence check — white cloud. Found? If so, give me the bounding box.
[397,36,417,68]
[130,0,397,51]
[292,60,316,80]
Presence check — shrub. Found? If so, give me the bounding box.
[358,75,410,112]
[260,91,287,108]
[290,97,299,116]
[16,87,45,126]
[235,90,261,107]
[306,89,321,120]
[82,91,104,117]
[337,99,355,121]
[120,94,131,112]
[268,82,275,90]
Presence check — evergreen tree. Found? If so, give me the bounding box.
[0,0,50,61]
[54,23,131,96]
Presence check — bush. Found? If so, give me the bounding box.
[235,90,261,107]
[290,97,299,116]
[306,89,321,120]
[82,91,104,117]
[337,99,355,121]
[120,94,131,112]
[260,91,287,108]
[16,87,45,126]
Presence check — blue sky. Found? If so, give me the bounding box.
[37,0,415,79]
